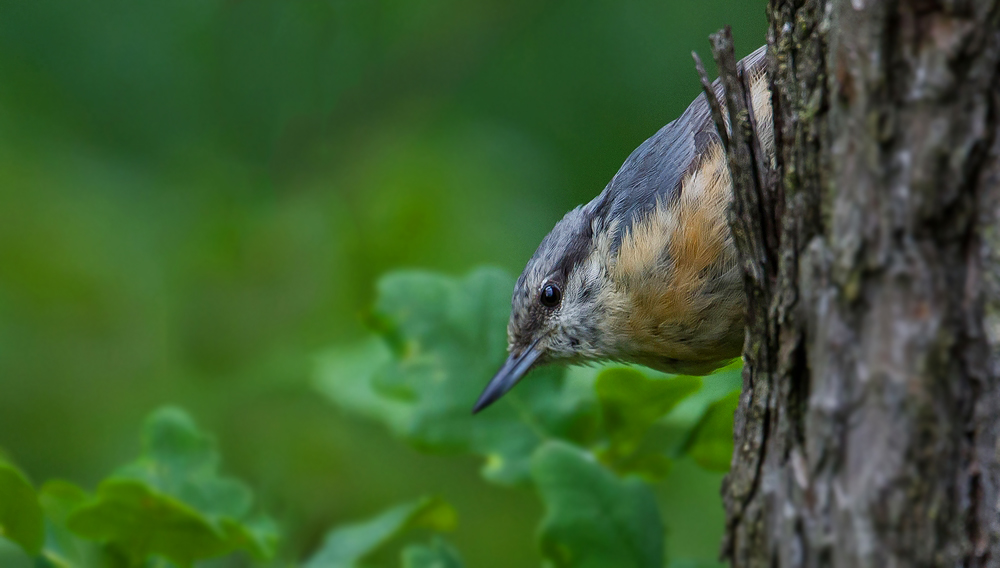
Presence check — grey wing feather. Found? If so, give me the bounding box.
[585,45,767,248]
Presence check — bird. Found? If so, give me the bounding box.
[473,46,773,414]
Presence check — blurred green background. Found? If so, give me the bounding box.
[0,1,764,566]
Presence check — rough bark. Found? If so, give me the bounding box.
[711,1,1000,566]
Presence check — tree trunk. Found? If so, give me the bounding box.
[716,1,1000,566]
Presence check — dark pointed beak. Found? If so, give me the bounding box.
[472,339,543,414]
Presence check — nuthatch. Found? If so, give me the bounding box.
[473,46,772,413]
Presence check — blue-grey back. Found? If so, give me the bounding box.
[585,45,767,247]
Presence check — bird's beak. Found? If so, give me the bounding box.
[472,339,543,414]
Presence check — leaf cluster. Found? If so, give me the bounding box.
[0,267,742,568]
[0,408,277,568]
[314,268,743,567]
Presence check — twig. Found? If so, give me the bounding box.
[691,51,730,150]
[709,26,771,290]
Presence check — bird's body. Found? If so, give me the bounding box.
[474,46,772,413]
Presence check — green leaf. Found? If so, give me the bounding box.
[683,391,739,472]
[532,442,664,568]
[657,363,742,433]
[0,455,44,555]
[400,537,465,568]
[229,515,280,562]
[67,480,225,565]
[591,368,699,480]
[314,337,407,433]
[315,268,596,484]
[64,407,279,566]
[36,480,109,568]
[114,407,252,519]
[601,452,674,482]
[596,368,700,457]
[0,537,33,568]
[304,496,456,568]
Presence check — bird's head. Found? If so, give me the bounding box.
[472,204,620,413]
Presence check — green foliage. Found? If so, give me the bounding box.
[1,267,743,568]
[66,408,278,566]
[37,480,108,568]
[400,538,464,568]
[594,368,701,479]
[0,408,277,568]
[305,497,458,568]
[3,406,473,568]
[684,392,741,472]
[596,368,701,456]
[317,268,595,485]
[533,442,663,568]
[0,455,44,555]
[317,268,744,567]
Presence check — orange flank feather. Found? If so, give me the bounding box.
[612,142,739,365]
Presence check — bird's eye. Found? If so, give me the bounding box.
[540,283,562,307]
